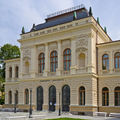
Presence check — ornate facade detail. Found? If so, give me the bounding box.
[37,45,45,52]
[23,48,31,59]
[48,42,58,51]
[76,39,88,48]
[62,40,71,50]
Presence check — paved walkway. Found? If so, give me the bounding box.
[0,111,120,120]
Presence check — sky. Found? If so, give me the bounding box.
[0,0,120,47]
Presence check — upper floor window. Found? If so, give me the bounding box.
[63,48,71,71]
[115,87,120,106]
[102,87,109,106]
[15,66,19,78]
[114,52,120,69]
[102,54,109,70]
[38,53,45,73]
[50,51,58,72]
[9,67,12,78]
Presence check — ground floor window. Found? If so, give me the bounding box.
[115,87,120,106]
[62,85,70,112]
[102,87,109,106]
[79,86,85,105]
[8,91,12,104]
[25,89,29,104]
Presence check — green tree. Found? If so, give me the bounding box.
[0,44,20,104]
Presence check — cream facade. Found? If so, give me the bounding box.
[4,7,120,115]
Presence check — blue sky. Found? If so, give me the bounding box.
[0,0,120,46]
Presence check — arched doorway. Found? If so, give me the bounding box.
[49,85,56,111]
[62,85,70,112]
[37,86,43,111]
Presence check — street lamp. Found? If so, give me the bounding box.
[58,92,61,116]
[29,88,32,118]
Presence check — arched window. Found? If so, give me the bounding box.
[38,53,45,73]
[102,87,109,106]
[25,61,29,74]
[15,90,18,104]
[63,49,71,71]
[79,53,85,68]
[50,51,58,72]
[15,66,19,78]
[79,86,85,105]
[8,91,12,104]
[9,67,12,78]
[62,85,70,112]
[49,85,56,111]
[102,54,109,70]
[37,86,43,111]
[114,52,120,69]
[25,89,29,104]
[115,87,120,106]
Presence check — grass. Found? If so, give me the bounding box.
[46,118,87,120]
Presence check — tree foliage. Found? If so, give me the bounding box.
[0,44,20,104]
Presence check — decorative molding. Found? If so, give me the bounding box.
[37,45,45,52]
[76,39,88,48]
[48,42,58,51]
[62,40,71,49]
[23,48,31,59]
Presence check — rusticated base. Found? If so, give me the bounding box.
[70,105,98,116]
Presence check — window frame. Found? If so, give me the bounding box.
[102,54,109,70]
[39,53,45,73]
[63,48,71,71]
[114,52,120,69]
[50,51,58,72]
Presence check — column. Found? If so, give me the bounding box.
[70,39,76,74]
[43,43,49,76]
[56,40,62,76]
[30,46,37,78]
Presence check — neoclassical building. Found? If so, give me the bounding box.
[4,5,120,115]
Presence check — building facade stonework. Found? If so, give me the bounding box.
[4,7,120,115]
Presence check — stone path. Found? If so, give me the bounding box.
[0,111,120,120]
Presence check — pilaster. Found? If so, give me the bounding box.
[43,43,49,76]
[70,39,76,74]
[56,40,62,76]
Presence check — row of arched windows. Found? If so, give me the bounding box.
[8,86,120,107]
[102,87,120,106]
[9,66,19,78]
[102,52,120,70]
[38,48,71,73]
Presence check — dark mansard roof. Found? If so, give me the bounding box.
[30,7,89,32]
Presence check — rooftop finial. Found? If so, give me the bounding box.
[104,27,107,33]
[89,6,93,16]
[97,17,100,24]
[73,11,77,20]
[22,26,25,34]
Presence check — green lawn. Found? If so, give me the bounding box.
[46,118,87,120]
